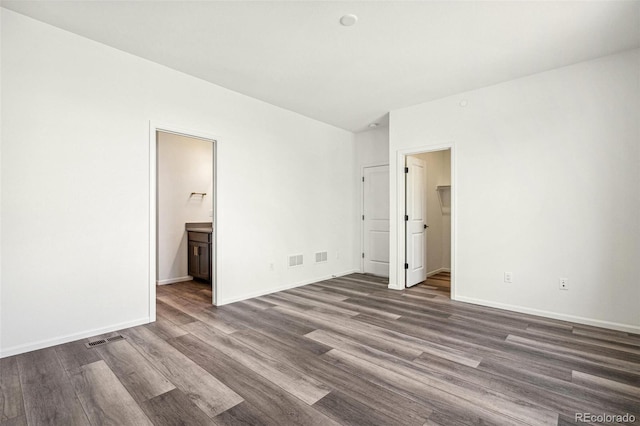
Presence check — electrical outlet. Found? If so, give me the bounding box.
[504,272,513,283]
[559,278,569,290]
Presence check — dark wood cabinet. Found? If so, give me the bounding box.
[187,231,211,283]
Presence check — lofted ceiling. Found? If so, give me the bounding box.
[2,1,639,132]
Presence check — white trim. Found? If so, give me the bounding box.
[216,269,359,306]
[456,296,640,334]
[360,163,390,276]
[0,317,150,358]
[390,143,456,300]
[361,162,391,169]
[427,267,450,277]
[157,276,193,285]
[150,121,219,321]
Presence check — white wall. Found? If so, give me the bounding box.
[0,10,358,356]
[356,125,389,168]
[0,9,4,352]
[441,150,451,268]
[412,150,451,275]
[157,133,213,284]
[389,49,640,332]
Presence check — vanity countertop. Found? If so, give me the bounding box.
[187,227,212,233]
[185,222,213,234]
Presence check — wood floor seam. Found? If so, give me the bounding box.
[3,273,638,426]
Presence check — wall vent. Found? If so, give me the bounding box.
[85,334,125,349]
[288,254,303,268]
[315,251,328,263]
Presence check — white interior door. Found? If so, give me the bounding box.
[363,165,390,277]
[405,156,427,287]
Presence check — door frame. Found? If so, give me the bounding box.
[392,143,456,299]
[149,121,218,322]
[360,163,390,274]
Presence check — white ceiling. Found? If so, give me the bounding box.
[2,1,639,132]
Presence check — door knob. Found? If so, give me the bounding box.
[424,224,429,229]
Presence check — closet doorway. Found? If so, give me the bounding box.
[404,149,452,295]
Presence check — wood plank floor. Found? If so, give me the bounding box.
[425,271,451,291]
[2,274,639,425]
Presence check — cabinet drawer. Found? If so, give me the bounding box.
[188,231,211,243]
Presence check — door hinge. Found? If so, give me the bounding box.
[362,215,365,220]
[404,214,409,221]
[362,253,365,258]
[362,176,365,182]
[404,167,409,173]
[404,263,409,269]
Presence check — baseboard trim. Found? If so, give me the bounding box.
[0,317,150,358]
[455,296,640,334]
[427,267,450,277]
[216,269,360,306]
[157,276,193,285]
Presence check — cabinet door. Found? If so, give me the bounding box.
[198,243,210,280]
[188,241,200,278]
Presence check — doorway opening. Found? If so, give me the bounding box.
[149,124,217,322]
[405,149,452,296]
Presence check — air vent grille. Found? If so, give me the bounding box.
[315,251,328,263]
[288,254,303,268]
[85,334,125,349]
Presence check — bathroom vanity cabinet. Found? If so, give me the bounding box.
[187,227,212,283]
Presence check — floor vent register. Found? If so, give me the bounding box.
[85,334,125,349]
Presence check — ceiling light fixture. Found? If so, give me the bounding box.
[340,14,358,27]
[368,123,379,128]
